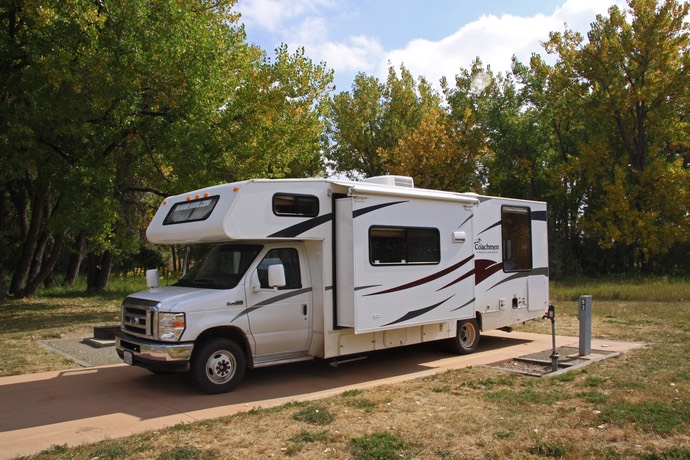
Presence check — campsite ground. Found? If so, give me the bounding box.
[0,277,688,459]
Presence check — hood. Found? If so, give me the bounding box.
[125,286,241,312]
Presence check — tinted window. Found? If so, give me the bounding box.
[370,227,440,265]
[163,196,219,225]
[258,248,302,289]
[273,194,319,217]
[502,206,532,271]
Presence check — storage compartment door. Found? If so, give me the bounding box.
[335,197,355,327]
[528,275,548,312]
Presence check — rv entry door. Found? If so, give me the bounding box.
[245,245,312,356]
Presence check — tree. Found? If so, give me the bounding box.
[220,44,333,181]
[324,65,429,178]
[387,71,487,192]
[0,0,333,297]
[544,0,690,272]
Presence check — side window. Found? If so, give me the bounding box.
[273,194,319,217]
[502,206,532,271]
[257,248,302,289]
[369,226,440,265]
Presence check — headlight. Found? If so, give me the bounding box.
[158,313,185,341]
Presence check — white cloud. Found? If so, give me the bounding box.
[237,0,337,32]
[385,13,562,87]
[383,0,626,87]
[308,36,385,76]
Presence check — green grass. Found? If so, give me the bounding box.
[349,432,409,460]
[291,403,336,425]
[552,275,690,302]
[529,437,572,458]
[156,447,218,460]
[600,400,690,435]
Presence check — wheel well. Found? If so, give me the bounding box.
[194,327,253,366]
[475,312,483,331]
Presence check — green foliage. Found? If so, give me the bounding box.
[542,0,690,272]
[349,432,408,460]
[0,0,332,298]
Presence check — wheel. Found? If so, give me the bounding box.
[448,319,480,355]
[191,338,246,394]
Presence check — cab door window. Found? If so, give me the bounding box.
[257,248,302,289]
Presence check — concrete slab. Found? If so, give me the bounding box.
[0,331,644,459]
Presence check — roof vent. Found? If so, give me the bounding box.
[362,175,414,188]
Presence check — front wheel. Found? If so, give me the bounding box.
[448,319,480,355]
[191,338,246,394]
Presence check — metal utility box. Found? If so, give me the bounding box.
[578,295,592,355]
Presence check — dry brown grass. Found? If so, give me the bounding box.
[2,279,689,459]
[0,291,121,377]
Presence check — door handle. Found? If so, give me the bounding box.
[302,304,308,316]
[227,300,244,306]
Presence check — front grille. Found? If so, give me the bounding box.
[121,297,161,339]
[119,339,141,353]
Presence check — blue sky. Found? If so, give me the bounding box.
[235,0,626,92]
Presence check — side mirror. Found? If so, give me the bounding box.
[268,264,286,290]
[146,269,161,289]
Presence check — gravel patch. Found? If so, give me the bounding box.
[485,346,618,377]
[40,338,123,367]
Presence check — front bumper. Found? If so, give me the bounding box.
[116,333,194,372]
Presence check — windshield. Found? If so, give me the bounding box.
[175,244,262,289]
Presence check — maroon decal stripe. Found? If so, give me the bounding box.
[474,259,504,285]
[437,268,475,291]
[364,255,474,296]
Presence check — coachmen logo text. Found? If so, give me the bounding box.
[474,238,499,252]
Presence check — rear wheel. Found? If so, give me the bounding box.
[448,319,480,355]
[191,338,246,394]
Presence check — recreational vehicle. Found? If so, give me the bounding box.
[116,176,549,393]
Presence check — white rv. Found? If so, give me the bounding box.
[116,176,549,393]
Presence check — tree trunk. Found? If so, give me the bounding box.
[10,191,46,296]
[172,245,178,273]
[42,235,56,288]
[29,232,50,281]
[0,269,6,302]
[64,231,86,286]
[87,251,113,291]
[21,234,65,298]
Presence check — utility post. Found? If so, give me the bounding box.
[578,295,592,356]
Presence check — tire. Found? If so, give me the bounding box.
[448,319,480,355]
[191,338,246,394]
